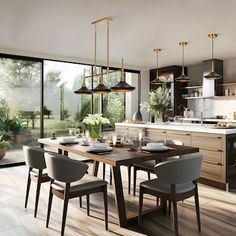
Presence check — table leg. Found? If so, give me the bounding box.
[92,161,99,177]
[112,166,127,227]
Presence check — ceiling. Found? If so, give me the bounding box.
[1,0,236,69]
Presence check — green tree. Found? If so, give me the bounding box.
[0,59,41,88]
[45,70,62,84]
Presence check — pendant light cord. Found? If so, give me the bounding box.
[107,19,109,76]
[211,36,214,72]
[182,44,185,75]
[156,51,159,79]
[94,24,97,76]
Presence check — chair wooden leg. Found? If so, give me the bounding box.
[147,172,151,180]
[25,167,32,208]
[79,196,82,208]
[103,163,106,180]
[86,195,90,216]
[46,182,53,228]
[109,166,112,185]
[133,166,137,196]
[168,200,171,216]
[138,186,144,229]
[171,185,179,236]
[127,165,131,194]
[61,184,70,236]
[34,170,42,218]
[103,186,108,230]
[194,183,201,232]
[156,197,159,206]
[161,199,167,215]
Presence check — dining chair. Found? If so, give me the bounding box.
[138,153,202,236]
[23,146,51,218]
[133,140,183,196]
[44,152,108,236]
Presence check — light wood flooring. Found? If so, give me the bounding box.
[1,161,236,236]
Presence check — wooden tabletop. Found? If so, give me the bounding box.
[38,138,199,167]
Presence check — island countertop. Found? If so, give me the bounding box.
[115,122,236,135]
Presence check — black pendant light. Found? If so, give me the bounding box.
[176,41,191,82]
[110,58,135,92]
[74,69,92,95]
[205,33,221,80]
[151,48,164,85]
[92,66,111,94]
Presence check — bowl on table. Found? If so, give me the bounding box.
[58,136,77,143]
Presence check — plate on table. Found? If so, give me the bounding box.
[86,147,113,154]
[141,146,169,152]
[60,141,79,145]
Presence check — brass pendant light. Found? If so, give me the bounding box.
[74,69,92,95]
[91,17,112,94]
[110,58,135,92]
[205,33,221,80]
[176,42,191,82]
[92,66,111,94]
[151,48,164,84]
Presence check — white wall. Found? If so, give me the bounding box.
[187,58,236,118]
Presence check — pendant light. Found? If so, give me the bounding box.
[110,58,135,92]
[176,41,191,82]
[151,48,163,84]
[92,66,111,94]
[90,17,112,94]
[204,33,221,80]
[74,69,92,95]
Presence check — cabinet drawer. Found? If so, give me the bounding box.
[201,162,224,183]
[115,126,144,137]
[166,131,191,146]
[200,149,224,165]
[146,129,166,141]
[191,133,223,150]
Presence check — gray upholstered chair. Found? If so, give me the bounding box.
[138,153,202,236]
[44,152,108,236]
[23,146,51,218]
[133,140,183,196]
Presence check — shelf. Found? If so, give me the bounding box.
[214,96,236,100]
[218,83,236,87]
[184,96,210,100]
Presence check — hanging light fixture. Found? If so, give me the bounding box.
[110,58,135,92]
[176,41,191,82]
[205,33,221,80]
[90,17,112,94]
[151,48,164,84]
[92,66,111,94]
[74,69,92,95]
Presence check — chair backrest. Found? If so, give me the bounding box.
[23,146,47,170]
[44,152,88,183]
[154,153,202,184]
[166,140,183,145]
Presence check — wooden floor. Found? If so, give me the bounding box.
[1,162,236,236]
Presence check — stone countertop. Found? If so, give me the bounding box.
[115,122,236,135]
[182,118,236,123]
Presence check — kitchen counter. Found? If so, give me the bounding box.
[182,117,236,123]
[115,122,236,135]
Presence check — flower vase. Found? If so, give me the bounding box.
[90,126,101,141]
[154,111,163,123]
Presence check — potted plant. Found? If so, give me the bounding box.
[0,137,10,160]
[141,85,171,123]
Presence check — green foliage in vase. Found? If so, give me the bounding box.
[141,85,171,115]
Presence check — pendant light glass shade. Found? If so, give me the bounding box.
[205,33,221,80]
[92,67,111,94]
[176,41,190,82]
[151,48,164,85]
[74,69,92,95]
[110,58,135,92]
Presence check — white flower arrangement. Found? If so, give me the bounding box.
[83,114,110,128]
[140,85,171,116]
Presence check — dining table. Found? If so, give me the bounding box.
[38,137,199,228]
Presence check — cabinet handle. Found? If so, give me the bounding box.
[162,131,166,134]
[217,137,222,139]
[217,150,222,152]
[186,133,191,136]
[217,163,223,166]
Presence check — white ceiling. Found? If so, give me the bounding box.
[1,0,236,69]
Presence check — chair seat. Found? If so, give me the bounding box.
[140,178,195,194]
[52,174,107,193]
[30,169,48,177]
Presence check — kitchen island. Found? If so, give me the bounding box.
[115,122,236,191]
